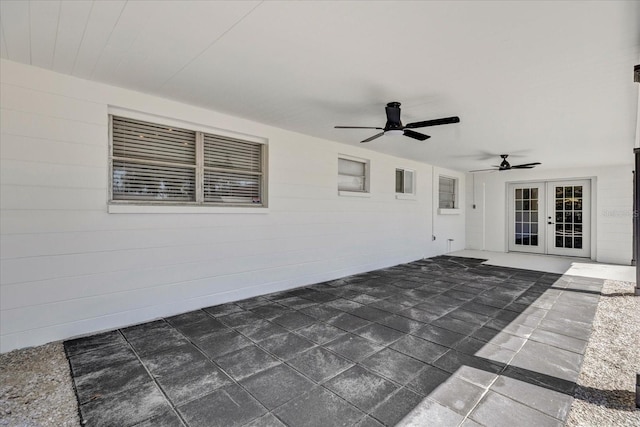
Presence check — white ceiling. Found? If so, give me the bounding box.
[1,1,639,171]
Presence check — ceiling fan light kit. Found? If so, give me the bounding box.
[335,102,460,143]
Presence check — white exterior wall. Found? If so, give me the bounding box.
[465,165,633,265]
[0,60,465,352]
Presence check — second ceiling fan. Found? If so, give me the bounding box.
[335,102,460,143]
[470,154,541,172]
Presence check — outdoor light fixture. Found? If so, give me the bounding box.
[385,129,405,137]
[634,64,639,83]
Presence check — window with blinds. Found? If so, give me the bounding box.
[110,116,265,206]
[395,168,415,194]
[338,157,368,192]
[439,176,457,209]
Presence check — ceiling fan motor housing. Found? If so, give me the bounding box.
[499,154,511,170]
[385,102,403,130]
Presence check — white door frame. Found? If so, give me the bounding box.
[506,178,595,258]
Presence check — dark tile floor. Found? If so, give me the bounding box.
[64,256,604,427]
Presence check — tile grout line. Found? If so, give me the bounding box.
[117,325,192,427]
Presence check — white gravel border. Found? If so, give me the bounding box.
[0,342,80,427]
[566,280,640,426]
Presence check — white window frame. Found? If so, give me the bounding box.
[108,112,268,213]
[395,168,416,200]
[438,175,458,210]
[338,154,370,197]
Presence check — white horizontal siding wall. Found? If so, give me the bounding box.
[0,59,454,352]
[464,165,633,264]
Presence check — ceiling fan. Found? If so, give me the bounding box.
[470,154,541,172]
[335,102,460,143]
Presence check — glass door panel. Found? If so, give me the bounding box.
[546,180,590,257]
[508,183,545,254]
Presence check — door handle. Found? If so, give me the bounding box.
[548,221,554,225]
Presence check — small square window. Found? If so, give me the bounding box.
[395,168,415,195]
[338,156,369,193]
[439,176,457,209]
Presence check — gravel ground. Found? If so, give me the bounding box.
[0,279,638,427]
[566,279,640,427]
[0,342,80,427]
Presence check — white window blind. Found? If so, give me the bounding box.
[439,176,456,208]
[338,157,367,192]
[203,133,262,204]
[111,116,264,206]
[112,117,196,201]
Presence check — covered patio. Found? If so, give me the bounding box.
[65,256,607,427]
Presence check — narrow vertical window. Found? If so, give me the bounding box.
[439,176,457,208]
[396,168,415,195]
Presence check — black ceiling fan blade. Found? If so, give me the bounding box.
[469,168,499,172]
[403,129,431,141]
[405,116,460,129]
[512,162,541,168]
[511,165,536,169]
[335,126,384,129]
[361,132,385,143]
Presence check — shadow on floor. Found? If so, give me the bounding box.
[64,256,606,427]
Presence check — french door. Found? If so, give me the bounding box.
[507,180,591,258]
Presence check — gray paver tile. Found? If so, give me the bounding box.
[177,384,266,427]
[327,312,372,332]
[74,359,151,404]
[490,374,574,420]
[139,344,209,378]
[240,364,315,410]
[296,323,346,344]
[325,365,397,411]
[236,319,289,342]
[406,365,451,396]
[370,387,423,426]
[391,335,449,364]
[273,387,364,427]
[470,391,562,427]
[259,332,316,360]
[69,344,138,377]
[156,362,232,406]
[413,324,467,348]
[80,382,171,427]
[396,398,465,427]
[428,376,485,416]
[196,329,253,359]
[361,348,426,385]
[215,345,280,381]
[353,323,404,346]
[64,330,126,357]
[510,340,582,383]
[272,311,316,330]
[243,413,287,427]
[287,347,353,382]
[133,410,185,427]
[324,333,383,362]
